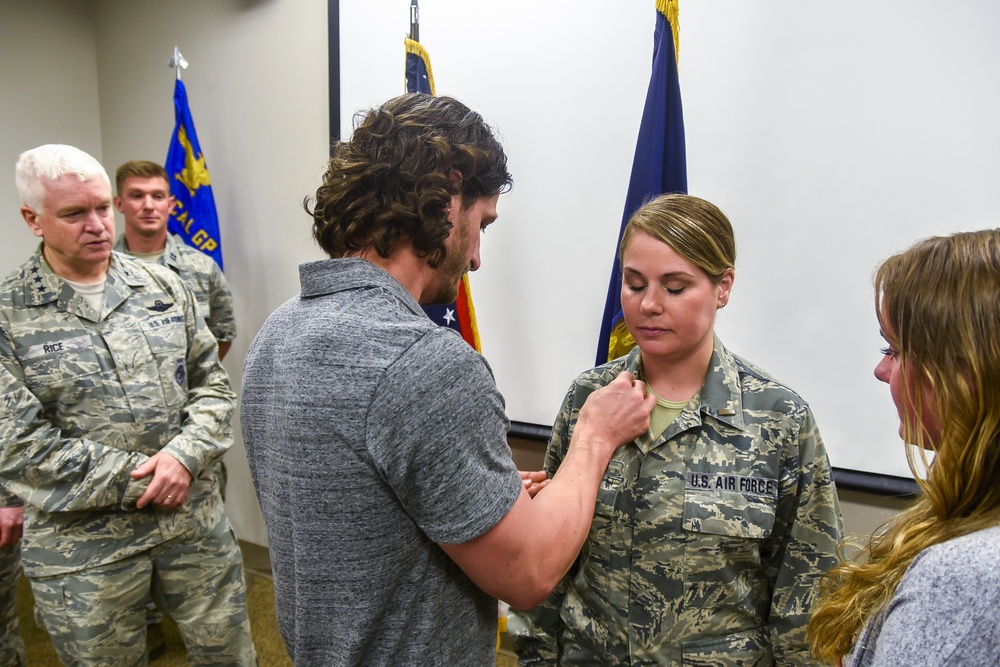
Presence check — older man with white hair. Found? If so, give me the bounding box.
[0,144,255,664]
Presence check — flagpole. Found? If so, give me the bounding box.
[409,0,419,42]
[168,45,188,81]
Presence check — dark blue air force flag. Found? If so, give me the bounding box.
[165,78,224,270]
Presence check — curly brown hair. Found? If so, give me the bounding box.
[307,93,512,267]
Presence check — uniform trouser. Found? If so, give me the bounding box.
[29,513,257,667]
[145,464,227,628]
[0,544,26,667]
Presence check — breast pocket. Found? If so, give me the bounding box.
[681,487,778,629]
[15,335,102,407]
[139,312,189,407]
[682,489,776,540]
[682,486,776,586]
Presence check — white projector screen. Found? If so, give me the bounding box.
[337,1,1000,484]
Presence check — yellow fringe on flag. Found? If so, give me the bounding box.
[404,37,436,95]
[655,0,681,66]
[461,274,483,352]
[496,612,507,652]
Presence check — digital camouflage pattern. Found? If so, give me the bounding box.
[509,338,843,666]
[0,544,25,667]
[0,248,235,577]
[29,507,254,665]
[116,232,236,501]
[115,232,236,343]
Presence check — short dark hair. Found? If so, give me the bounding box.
[307,93,512,267]
[115,160,169,195]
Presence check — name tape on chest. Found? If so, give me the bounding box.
[16,335,91,362]
[686,471,778,498]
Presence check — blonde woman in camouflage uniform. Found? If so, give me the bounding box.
[509,194,843,665]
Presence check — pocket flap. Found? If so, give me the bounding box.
[682,487,776,540]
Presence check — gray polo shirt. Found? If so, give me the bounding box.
[241,258,521,666]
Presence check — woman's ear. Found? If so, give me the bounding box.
[717,267,735,308]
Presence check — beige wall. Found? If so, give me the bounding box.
[2,0,329,547]
[0,0,103,277]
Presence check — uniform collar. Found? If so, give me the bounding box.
[114,233,180,271]
[20,248,151,321]
[160,233,185,270]
[628,335,746,449]
[698,336,746,431]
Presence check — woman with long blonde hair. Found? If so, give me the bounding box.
[809,229,1000,666]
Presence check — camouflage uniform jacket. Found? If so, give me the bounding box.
[115,233,236,343]
[0,248,235,577]
[509,338,843,666]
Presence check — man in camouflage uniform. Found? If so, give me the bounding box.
[0,144,256,664]
[509,338,843,666]
[113,160,237,499]
[113,160,236,360]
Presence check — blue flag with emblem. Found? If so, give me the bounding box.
[165,78,224,270]
[595,0,687,366]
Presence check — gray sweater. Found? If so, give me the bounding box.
[845,523,1000,666]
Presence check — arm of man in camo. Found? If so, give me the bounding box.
[507,384,577,665]
[131,279,235,508]
[205,261,236,360]
[0,339,150,512]
[763,408,843,666]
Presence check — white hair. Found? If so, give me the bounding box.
[15,144,110,212]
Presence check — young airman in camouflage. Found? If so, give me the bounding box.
[112,160,236,360]
[509,194,842,666]
[0,144,255,664]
